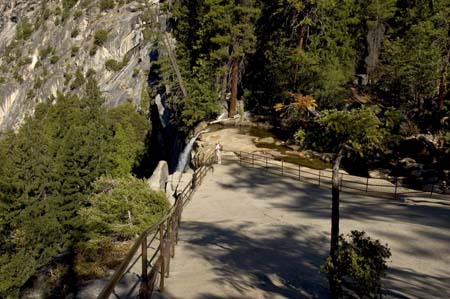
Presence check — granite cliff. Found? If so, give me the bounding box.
[0,0,158,131]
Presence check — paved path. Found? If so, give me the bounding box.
[161,155,450,299]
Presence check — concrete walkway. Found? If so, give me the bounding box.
[162,155,450,299]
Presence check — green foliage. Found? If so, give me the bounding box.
[105,56,129,72]
[70,45,80,57]
[177,78,221,129]
[81,176,169,240]
[293,128,306,148]
[0,79,153,297]
[172,0,260,123]
[76,176,168,278]
[321,231,391,299]
[94,29,108,46]
[71,28,80,38]
[40,46,54,59]
[70,69,85,90]
[99,0,115,11]
[316,107,384,155]
[140,83,151,115]
[15,18,35,40]
[50,55,59,64]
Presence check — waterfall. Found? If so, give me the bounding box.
[176,129,209,172]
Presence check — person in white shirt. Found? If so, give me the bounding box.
[215,142,222,164]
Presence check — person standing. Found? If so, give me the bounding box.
[215,142,222,164]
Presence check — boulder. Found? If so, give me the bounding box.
[148,161,169,191]
[369,169,391,179]
[287,145,301,151]
[399,157,418,169]
[258,137,276,144]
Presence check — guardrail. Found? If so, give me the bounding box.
[97,153,215,299]
[237,151,450,200]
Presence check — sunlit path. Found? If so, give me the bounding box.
[161,154,450,299]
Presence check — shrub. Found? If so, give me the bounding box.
[70,69,85,90]
[293,128,306,148]
[86,68,96,78]
[40,46,54,59]
[99,0,115,11]
[105,57,129,72]
[50,55,59,64]
[76,176,169,277]
[70,45,80,57]
[15,18,35,40]
[105,59,121,71]
[89,45,98,56]
[321,231,391,299]
[74,10,83,18]
[71,28,79,38]
[94,29,108,46]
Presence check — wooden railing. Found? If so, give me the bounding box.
[237,151,450,201]
[97,153,215,299]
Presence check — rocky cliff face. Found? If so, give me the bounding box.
[0,0,157,130]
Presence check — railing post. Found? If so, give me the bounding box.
[281,160,284,176]
[298,164,301,181]
[365,177,369,193]
[159,224,165,291]
[139,236,149,299]
[340,174,343,191]
[192,171,197,189]
[430,183,434,197]
[239,151,242,166]
[394,178,398,200]
[318,170,321,186]
[166,218,171,277]
[265,156,268,169]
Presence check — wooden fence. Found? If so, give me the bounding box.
[237,151,450,200]
[97,153,215,299]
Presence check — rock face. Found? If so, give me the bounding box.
[148,160,169,191]
[0,0,156,130]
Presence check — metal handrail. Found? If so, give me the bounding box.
[97,152,216,299]
[237,151,450,200]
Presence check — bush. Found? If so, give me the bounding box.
[105,59,121,71]
[40,46,54,59]
[76,176,169,277]
[71,28,79,38]
[70,69,85,90]
[94,29,108,46]
[105,57,129,72]
[99,0,115,11]
[70,45,80,57]
[15,18,34,40]
[293,128,306,148]
[321,231,391,299]
[89,45,98,56]
[50,55,59,64]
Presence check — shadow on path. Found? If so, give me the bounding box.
[178,221,329,299]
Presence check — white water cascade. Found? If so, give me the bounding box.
[176,129,209,172]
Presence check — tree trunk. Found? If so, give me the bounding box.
[438,54,448,110]
[229,57,239,117]
[330,147,344,299]
[296,24,307,56]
